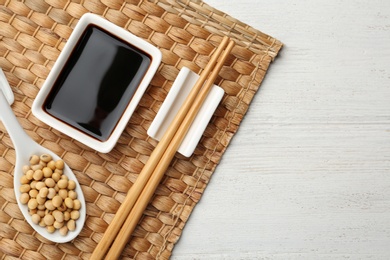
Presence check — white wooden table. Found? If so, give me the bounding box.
[172,1,390,259]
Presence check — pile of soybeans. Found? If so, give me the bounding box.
[19,154,81,236]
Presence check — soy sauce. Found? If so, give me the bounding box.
[44,25,151,141]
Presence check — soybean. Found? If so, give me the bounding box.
[44,214,54,226]
[33,170,43,181]
[67,219,76,231]
[68,180,76,190]
[20,193,29,204]
[47,160,56,170]
[73,199,81,210]
[46,225,55,233]
[20,175,29,184]
[57,179,68,189]
[28,199,38,210]
[29,155,39,165]
[42,167,53,178]
[40,154,52,163]
[45,178,55,188]
[29,189,38,198]
[20,184,30,193]
[55,160,64,170]
[59,226,68,236]
[52,195,63,208]
[35,181,45,190]
[36,196,46,205]
[58,189,68,200]
[47,188,56,199]
[53,210,64,223]
[39,187,48,198]
[54,221,64,229]
[70,210,80,220]
[25,170,34,180]
[31,214,41,224]
[68,190,77,200]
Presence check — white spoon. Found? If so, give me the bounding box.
[0,69,86,243]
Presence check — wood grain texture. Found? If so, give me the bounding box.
[172,0,390,259]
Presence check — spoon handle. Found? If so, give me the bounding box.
[0,87,35,155]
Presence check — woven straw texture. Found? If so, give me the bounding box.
[0,0,282,259]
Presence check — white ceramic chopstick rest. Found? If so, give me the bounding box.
[147,67,224,157]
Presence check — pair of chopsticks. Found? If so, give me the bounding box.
[91,36,235,259]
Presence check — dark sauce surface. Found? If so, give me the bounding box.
[44,25,151,141]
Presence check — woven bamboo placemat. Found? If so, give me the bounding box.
[0,0,282,258]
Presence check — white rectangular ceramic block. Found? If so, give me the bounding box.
[147,67,225,157]
[32,13,161,153]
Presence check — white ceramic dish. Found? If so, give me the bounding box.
[147,67,224,157]
[32,13,161,153]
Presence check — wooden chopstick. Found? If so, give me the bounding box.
[105,39,236,259]
[91,36,234,259]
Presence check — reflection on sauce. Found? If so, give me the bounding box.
[44,25,151,141]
